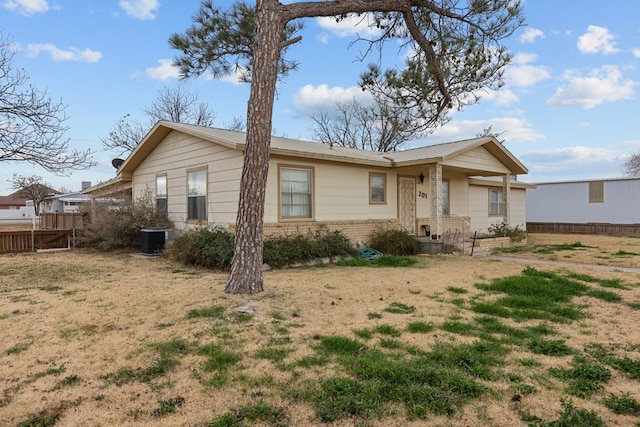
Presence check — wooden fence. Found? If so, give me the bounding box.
[527,222,640,237]
[0,229,75,254]
[39,212,85,230]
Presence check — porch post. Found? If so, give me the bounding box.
[502,174,511,224]
[429,163,443,239]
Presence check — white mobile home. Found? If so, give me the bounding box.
[527,178,640,234]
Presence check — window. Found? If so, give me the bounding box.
[187,169,207,221]
[280,166,312,219]
[442,179,450,215]
[589,181,604,203]
[369,173,386,204]
[156,175,167,219]
[489,189,504,215]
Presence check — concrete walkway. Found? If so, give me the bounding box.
[488,256,640,274]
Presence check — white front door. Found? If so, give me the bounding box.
[399,176,416,235]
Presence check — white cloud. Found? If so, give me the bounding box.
[292,84,372,115]
[25,43,102,62]
[427,117,543,144]
[546,65,635,109]
[119,0,159,20]
[577,25,620,54]
[316,14,382,38]
[477,88,519,106]
[219,65,249,85]
[3,0,48,15]
[520,28,544,44]
[142,59,180,81]
[633,48,640,58]
[505,53,551,88]
[521,146,625,181]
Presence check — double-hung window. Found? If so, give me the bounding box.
[369,173,386,204]
[187,168,207,221]
[489,189,504,215]
[156,175,168,219]
[280,166,313,219]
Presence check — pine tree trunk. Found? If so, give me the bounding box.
[225,0,284,294]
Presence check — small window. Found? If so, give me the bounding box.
[280,166,313,219]
[442,179,450,215]
[369,173,386,204]
[156,175,168,219]
[589,181,604,203]
[489,189,504,215]
[187,169,207,221]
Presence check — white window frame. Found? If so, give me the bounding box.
[187,168,207,222]
[489,188,504,216]
[156,174,168,219]
[279,165,314,220]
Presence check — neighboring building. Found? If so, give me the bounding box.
[0,195,35,221]
[85,121,532,245]
[41,192,92,213]
[527,178,640,225]
[0,193,29,210]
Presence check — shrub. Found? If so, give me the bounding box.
[487,222,527,243]
[263,228,356,268]
[367,227,420,256]
[164,226,234,270]
[80,190,173,251]
[166,227,356,270]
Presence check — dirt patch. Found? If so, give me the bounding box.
[0,234,639,426]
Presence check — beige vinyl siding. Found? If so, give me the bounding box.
[468,184,527,233]
[264,157,398,222]
[131,130,243,229]
[468,184,494,233]
[447,173,470,217]
[509,189,527,229]
[444,146,511,174]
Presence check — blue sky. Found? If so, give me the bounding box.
[1,0,640,194]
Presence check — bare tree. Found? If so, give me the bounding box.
[144,84,216,126]
[171,0,525,294]
[0,31,94,173]
[100,114,147,157]
[224,115,246,132]
[476,125,506,144]
[101,83,217,156]
[310,97,428,152]
[622,152,640,177]
[8,174,55,214]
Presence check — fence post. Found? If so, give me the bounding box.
[31,229,35,252]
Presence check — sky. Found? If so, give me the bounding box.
[1,0,640,194]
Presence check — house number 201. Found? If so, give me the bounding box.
[418,191,428,199]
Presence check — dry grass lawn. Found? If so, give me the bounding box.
[0,233,639,426]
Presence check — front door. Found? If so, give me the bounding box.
[398,176,416,235]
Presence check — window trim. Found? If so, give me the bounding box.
[186,167,207,223]
[488,188,504,216]
[156,174,168,219]
[369,172,387,204]
[278,164,315,221]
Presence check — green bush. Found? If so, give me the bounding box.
[367,227,420,256]
[487,222,527,243]
[80,191,173,251]
[263,228,356,268]
[166,226,356,270]
[164,227,234,270]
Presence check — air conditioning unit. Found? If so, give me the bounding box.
[140,228,173,255]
